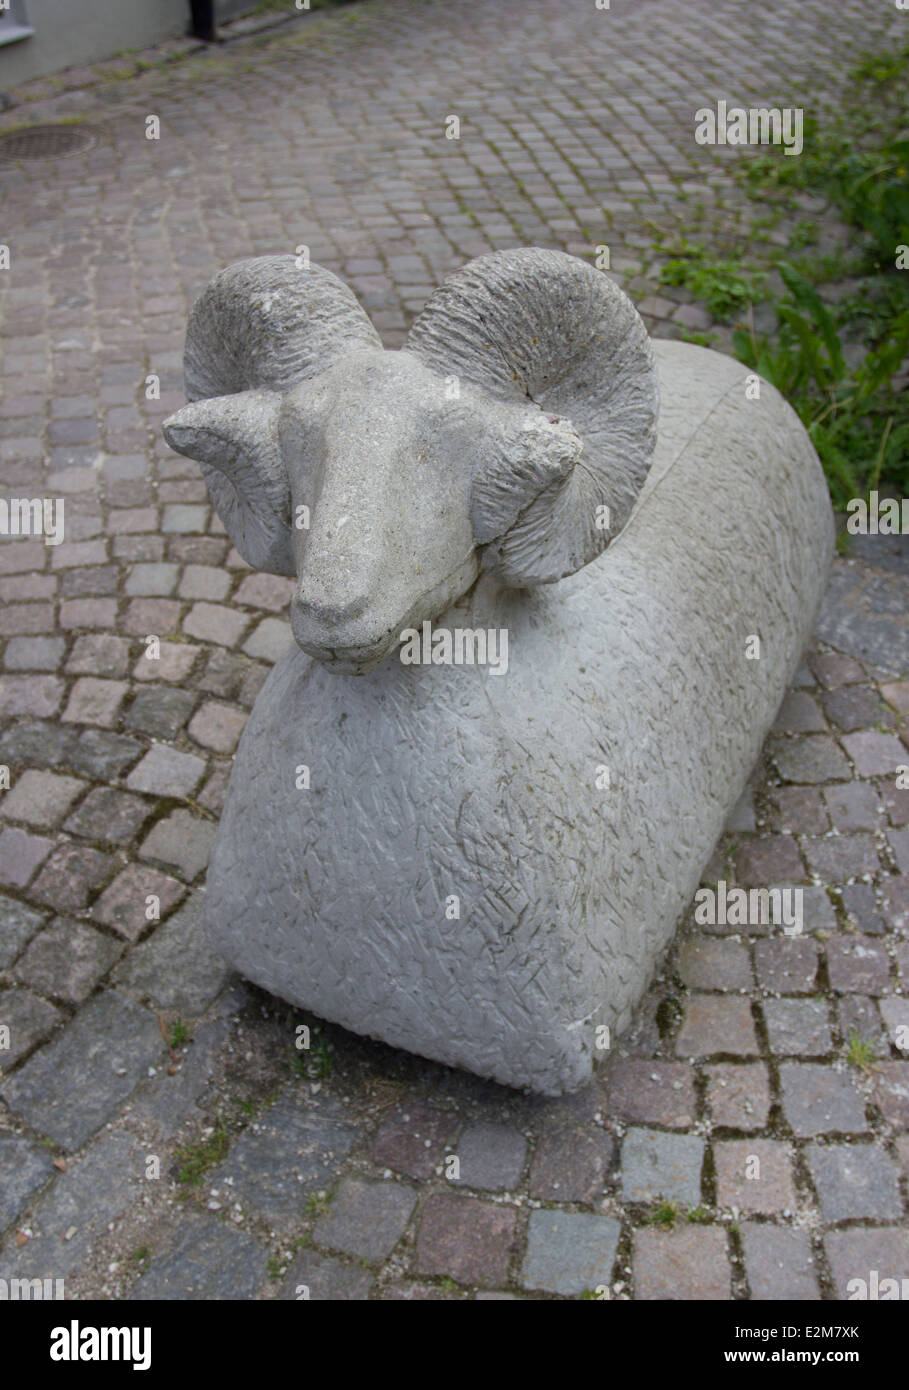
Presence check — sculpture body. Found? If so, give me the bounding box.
[165,250,833,1095]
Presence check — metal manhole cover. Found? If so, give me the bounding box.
[0,124,96,161]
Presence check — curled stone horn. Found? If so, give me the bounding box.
[406,247,660,585]
[164,255,382,574]
[183,254,382,400]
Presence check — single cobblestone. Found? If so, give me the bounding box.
[603,1058,696,1130]
[13,917,122,1004]
[93,863,185,940]
[824,1229,909,1299]
[312,1178,416,1262]
[0,894,46,968]
[129,1216,268,1300]
[139,809,216,882]
[769,737,852,784]
[714,1140,797,1214]
[826,937,892,995]
[112,893,230,1012]
[741,1226,820,1300]
[873,1064,909,1129]
[449,1122,527,1191]
[676,997,759,1057]
[125,744,206,799]
[371,1101,460,1180]
[754,939,819,994]
[807,1143,902,1222]
[521,1210,621,1296]
[415,1193,517,1289]
[279,1249,373,1301]
[620,1129,704,1207]
[706,1063,771,1131]
[763,998,833,1056]
[528,1127,616,1203]
[779,1063,869,1137]
[63,787,152,845]
[633,1226,731,1300]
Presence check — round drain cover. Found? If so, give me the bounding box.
[0,124,96,161]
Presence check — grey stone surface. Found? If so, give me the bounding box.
[763,998,833,1055]
[779,1064,868,1137]
[0,895,46,969]
[620,1128,704,1206]
[0,1129,145,1280]
[14,917,122,1003]
[1,991,164,1150]
[741,1225,820,1300]
[838,996,889,1056]
[139,809,216,882]
[0,1136,55,1235]
[113,892,231,1014]
[770,736,852,784]
[528,1127,616,1203]
[182,254,833,1093]
[312,1178,416,1261]
[449,1122,527,1191]
[806,1143,902,1222]
[825,1228,909,1299]
[125,742,206,798]
[280,1249,374,1301]
[818,562,909,675]
[130,1012,233,1139]
[210,1089,359,1221]
[633,1225,731,1300]
[129,1215,269,1300]
[0,986,62,1065]
[521,1209,621,1295]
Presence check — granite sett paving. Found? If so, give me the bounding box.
[0,0,906,1300]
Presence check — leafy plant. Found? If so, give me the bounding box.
[659,244,765,320]
[733,263,909,507]
[844,1032,878,1073]
[643,1200,683,1229]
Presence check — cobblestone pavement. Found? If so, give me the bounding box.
[1,0,908,1300]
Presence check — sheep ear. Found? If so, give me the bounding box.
[472,412,588,585]
[163,390,294,576]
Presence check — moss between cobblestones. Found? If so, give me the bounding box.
[173,1119,229,1186]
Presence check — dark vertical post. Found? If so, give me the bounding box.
[188,0,217,43]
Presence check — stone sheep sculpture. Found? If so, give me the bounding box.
[163,248,834,1095]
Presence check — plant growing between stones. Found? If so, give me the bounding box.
[659,243,766,319]
[174,1120,230,1185]
[643,1200,684,1228]
[844,1033,878,1073]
